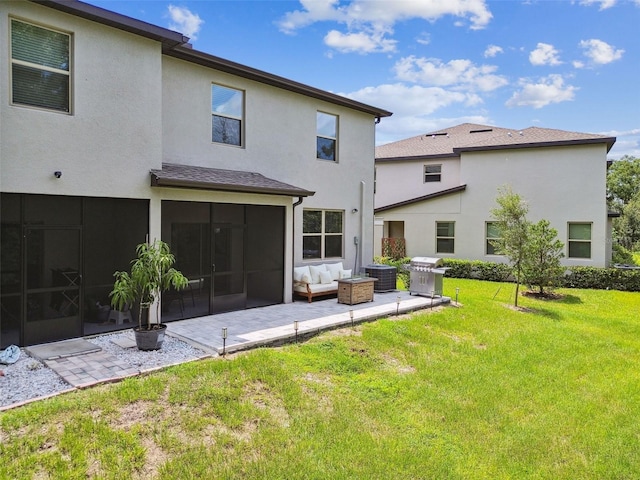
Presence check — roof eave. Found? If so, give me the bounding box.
[454,137,617,154]
[150,173,315,198]
[31,0,189,48]
[165,46,393,119]
[375,185,467,213]
[375,153,458,163]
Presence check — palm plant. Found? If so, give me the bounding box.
[109,240,188,330]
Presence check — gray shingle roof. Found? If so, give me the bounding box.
[375,123,616,161]
[150,163,315,197]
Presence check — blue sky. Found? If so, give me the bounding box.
[88,0,639,159]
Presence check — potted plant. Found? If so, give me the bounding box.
[109,240,188,350]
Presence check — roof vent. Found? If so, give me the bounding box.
[427,132,448,138]
[469,128,493,133]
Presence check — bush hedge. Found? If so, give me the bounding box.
[374,257,640,292]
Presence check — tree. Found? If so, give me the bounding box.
[491,186,530,307]
[607,155,640,210]
[522,220,565,295]
[615,191,640,251]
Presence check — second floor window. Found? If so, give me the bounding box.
[424,164,442,183]
[11,19,71,113]
[212,84,243,146]
[317,112,338,161]
[303,209,343,259]
[436,221,455,254]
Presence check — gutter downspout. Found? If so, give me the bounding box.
[292,196,304,297]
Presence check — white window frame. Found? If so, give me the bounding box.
[316,111,338,162]
[10,18,72,114]
[436,221,455,254]
[424,164,442,183]
[212,83,244,147]
[302,209,344,260]
[568,222,592,259]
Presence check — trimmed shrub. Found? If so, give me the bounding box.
[438,258,640,292]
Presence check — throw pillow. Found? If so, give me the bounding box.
[339,269,352,279]
[309,264,327,284]
[301,273,311,284]
[326,262,344,280]
[294,266,310,282]
[319,270,333,284]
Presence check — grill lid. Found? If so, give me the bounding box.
[409,256,443,267]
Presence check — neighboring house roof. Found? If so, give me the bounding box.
[376,123,616,161]
[33,0,392,119]
[374,185,467,214]
[151,163,315,197]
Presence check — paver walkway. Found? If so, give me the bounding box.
[12,291,449,407]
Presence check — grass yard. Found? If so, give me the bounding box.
[1,279,639,479]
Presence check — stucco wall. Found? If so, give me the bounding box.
[0,2,163,200]
[374,143,610,267]
[374,156,461,208]
[162,57,377,272]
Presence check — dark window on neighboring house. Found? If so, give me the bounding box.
[436,221,455,254]
[317,112,338,161]
[424,164,442,183]
[568,223,592,259]
[486,222,501,255]
[10,19,71,113]
[303,210,343,259]
[212,84,244,146]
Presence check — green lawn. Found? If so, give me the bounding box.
[1,279,639,479]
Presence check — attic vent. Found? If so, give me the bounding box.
[428,132,449,137]
[470,128,493,133]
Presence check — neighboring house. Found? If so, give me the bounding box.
[0,0,391,347]
[374,123,616,268]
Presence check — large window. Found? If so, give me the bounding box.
[568,223,592,259]
[486,222,501,255]
[317,112,338,161]
[10,19,71,113]
[303,210,343,259]
[436,221,455,254]
[424,164,442,183]
[212,84,244,146]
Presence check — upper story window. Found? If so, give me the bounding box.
[424,164,442,183]
[317,112,338,161]
[568,223,592,259]
[486,221,501,255]
[303,209,343,259]
[10,19,71,113]
[212,84,244,146]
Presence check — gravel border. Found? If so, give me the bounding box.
[0,333,208,410]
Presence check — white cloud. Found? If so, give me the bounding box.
[578,0,617,10]
[340,83,490,144]
[277,0,492,54]
[167,5,203,40]
[484,44,504,58]
[579,39,624,65]
[393,56,508,92]
[529,43,562,66]
[506,74,577,109]
[324,29,396,54]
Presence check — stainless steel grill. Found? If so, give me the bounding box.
[404,256,447,297]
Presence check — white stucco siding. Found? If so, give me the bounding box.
[375,157,461,208]
[162,57,377,270]
[458,144,609,266]
[377,193,464,258]
[0,2,163,199]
